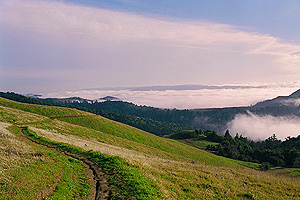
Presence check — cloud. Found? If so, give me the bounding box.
[227,111,300,141]
[1,0,300,93]
[43,83,300,109]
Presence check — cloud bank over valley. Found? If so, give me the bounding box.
[227,111,300,141]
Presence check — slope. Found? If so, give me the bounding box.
[1,98,300,199]
[0,97,239,166]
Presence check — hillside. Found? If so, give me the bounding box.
[1,97,300,199]
[0,97,237,165]
[0,92,186,136]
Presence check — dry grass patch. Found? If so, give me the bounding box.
[0,122,36,176]
[31,120,240,167]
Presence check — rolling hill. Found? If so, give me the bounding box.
[1,97,300,199]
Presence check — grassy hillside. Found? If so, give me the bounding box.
[0,123,90,199]
[0,97,88,119]
[1,97,300,199]
[0,97,239,166]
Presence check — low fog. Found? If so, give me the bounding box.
[227,111,300,141]
[43,84,300,109]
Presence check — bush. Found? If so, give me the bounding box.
[260,162,270,171]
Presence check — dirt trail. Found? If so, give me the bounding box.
[19,128,111,200]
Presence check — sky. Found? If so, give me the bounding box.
[1,0,300,109]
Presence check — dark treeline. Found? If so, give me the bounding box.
[0,92,50,105]
[204,130,300,169]
[45,98,300,134]
[42,100,189,135]
[73,107,186,136]
[46,99,248,134]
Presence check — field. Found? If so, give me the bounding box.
[0,97,300,199]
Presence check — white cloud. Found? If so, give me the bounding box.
[1,0,300,92]
[227,111,300,141]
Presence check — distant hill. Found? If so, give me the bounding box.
[43,97,90,104]
[254,89,300,107]
[97,96,120,102]
[42,96,121,104]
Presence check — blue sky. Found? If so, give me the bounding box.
[64,0,300,44]
[1,0,300,108]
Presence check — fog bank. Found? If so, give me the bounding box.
[227,111,300,141]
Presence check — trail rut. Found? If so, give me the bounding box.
[19,127,111,200]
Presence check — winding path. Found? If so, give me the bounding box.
[19,127,111,200]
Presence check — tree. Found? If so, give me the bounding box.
[224,130,231,138]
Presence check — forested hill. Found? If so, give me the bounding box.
[51,95,300,135]
[254,89,300,107]
[0,92,245,134]
[1,90,300,136]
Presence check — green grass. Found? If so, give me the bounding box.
[22,127,162,199]
[0,97,86,119]
[50,156,90,199]
[178,138,219,150]
[0,126,90,200]
[271,168,300,177]
[290,169,300,176]
[9,152,90,200]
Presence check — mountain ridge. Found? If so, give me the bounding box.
[290,89,300,97]
[254,88,300,107]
